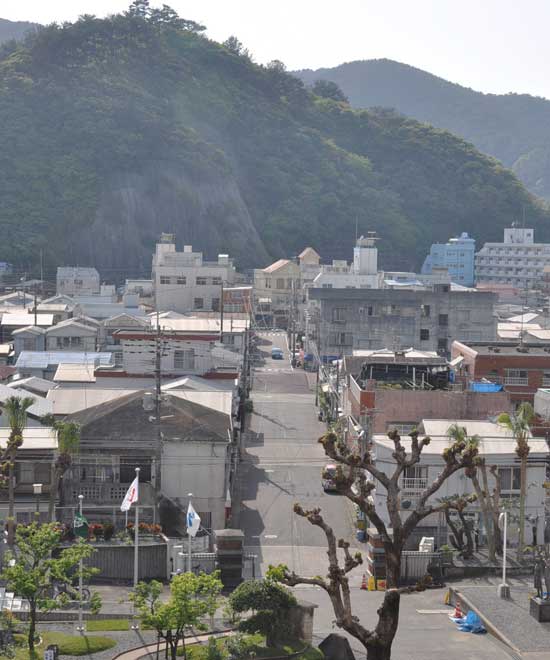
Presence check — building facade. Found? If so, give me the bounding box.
[253,258,301,328]
[152,235,236,314]
[421,232,475,286]
[308,286,497,359]
[56,267,100,296]
[451,340,550,405]
[475,226,550,289]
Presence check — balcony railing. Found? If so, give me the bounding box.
[62,481,155,506]
[503,377,529,386]
[401,477,428,491]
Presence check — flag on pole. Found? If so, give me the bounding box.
[73,512,89,539]
[187,502,201,537]
[120,475,139,512]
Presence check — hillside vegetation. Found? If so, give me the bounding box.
[0,17,39,44]
[297,59,550,201]
[0,6,547,275]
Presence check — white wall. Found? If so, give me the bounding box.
[161,440,229,531]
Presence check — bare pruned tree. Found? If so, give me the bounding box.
[269,428,479,660]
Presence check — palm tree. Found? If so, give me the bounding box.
[2,396,35,545]
[497,402,535,560]
[447,424,498,562]
[40,416,80,522]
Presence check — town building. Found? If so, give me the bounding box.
[15,351,113,380]
[44,318,98,352]
[1,313,54,343]
[451,340,550,405]
[56,267,100,296]
[475,225,550,290]
[421,232,476,286]
[311,234,382,290]
[342,349,511,436]
[307,286,497,360]
[372,419,547,549]
[253,258,301,328]
[152,234,236,314]
[62,388,235,534]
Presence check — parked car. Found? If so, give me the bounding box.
[271,347,284,360]
[322,464,338,491]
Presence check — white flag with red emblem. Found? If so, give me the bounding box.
[120,475,139,511]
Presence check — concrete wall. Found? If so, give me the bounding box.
[162,440,230,532]
[309,287,496,357]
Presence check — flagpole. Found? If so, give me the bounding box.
[187,492,193,573]
[131,468,140,630]
[76,494,84,633]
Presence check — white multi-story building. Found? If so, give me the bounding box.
[475,226,550,289]
[152,235,236,313]
[56,267,100,296]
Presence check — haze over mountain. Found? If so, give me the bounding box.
[0,7,547,277]
[0,17,40,44]
[296,59,550,202]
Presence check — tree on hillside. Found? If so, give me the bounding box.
[1,522,100,652]
[312,79,349,103]
[269,429,479,660]
[497,402,535,560]
[40,416,80,522]
[2,396,35,546]
[126,0,206,32]
[131,572,222,660]
[222,36,251,60]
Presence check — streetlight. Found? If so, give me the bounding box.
[497,511,510,599]
[33,483,42,519]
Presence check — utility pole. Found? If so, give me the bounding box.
[153,307,162,523]
[220,281,224,345]
[33,291,37,327]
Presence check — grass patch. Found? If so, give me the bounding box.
[6,631,116,658]
[86,618,130,632]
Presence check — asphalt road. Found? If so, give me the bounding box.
[238,331,356,577]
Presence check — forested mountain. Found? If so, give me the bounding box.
[296,59,550,201]
[0,7,547,276]
[0,17,39,44]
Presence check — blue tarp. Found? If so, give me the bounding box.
[450,610,486,634]
[469,382,503,393]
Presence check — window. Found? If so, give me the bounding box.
[332,308,345,322]
[276,278,285,290]
[212,277,222,286]
[211,298,220,312]
[437,338,448,351]
[22,338,35,351]
[174,349,195,370]
[367,306,374,316]
[160,276,171,285]
[177,277,186,285]
[543,371,550,387]
[504,369,528,386]
[196,277,207,286]
[113,351,123,367]
[420,329,430,341]
[194,297,204,309]
[322,283,333,288]
[498,467,521,493]
[265,279,271,288]
[438,313,448,327]
[402,465,428,491]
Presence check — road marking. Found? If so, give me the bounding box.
[264,534,278,539]
[416,609,453,614]
[264,469,275,473]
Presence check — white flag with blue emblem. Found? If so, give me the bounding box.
[187,502,201,537]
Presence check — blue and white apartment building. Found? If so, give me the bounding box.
[421,232,475,287]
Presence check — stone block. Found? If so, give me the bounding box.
[529,597,550,622]
[318,633,356,660]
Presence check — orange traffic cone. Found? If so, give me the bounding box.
[452,600,463,618]
[360,574,368,590]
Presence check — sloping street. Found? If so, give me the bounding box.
[237,331,356,577]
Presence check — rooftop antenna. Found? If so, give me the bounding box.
[355,216,358,243]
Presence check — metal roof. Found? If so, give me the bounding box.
[1,314,54,327]
[54,363,96,383]
[16,351,113,369]
[47,388,138,415]
[0,427,57,450]
[151,317,249,332]
[0,383,53,417]
[7,377,57,394]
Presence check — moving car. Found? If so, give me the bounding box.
[322,464,338,491]
[271,347,284,359]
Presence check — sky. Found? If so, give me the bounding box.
[2,0,550,99]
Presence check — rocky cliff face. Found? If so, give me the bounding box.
[69,165,270,275]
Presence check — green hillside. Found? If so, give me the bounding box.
[296,59,550,201]
[0,17,39,44]
[0,6,547,275]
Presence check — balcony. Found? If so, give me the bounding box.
[62,481,155,506]
[503,377,529,386]
[401,477,428,492]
